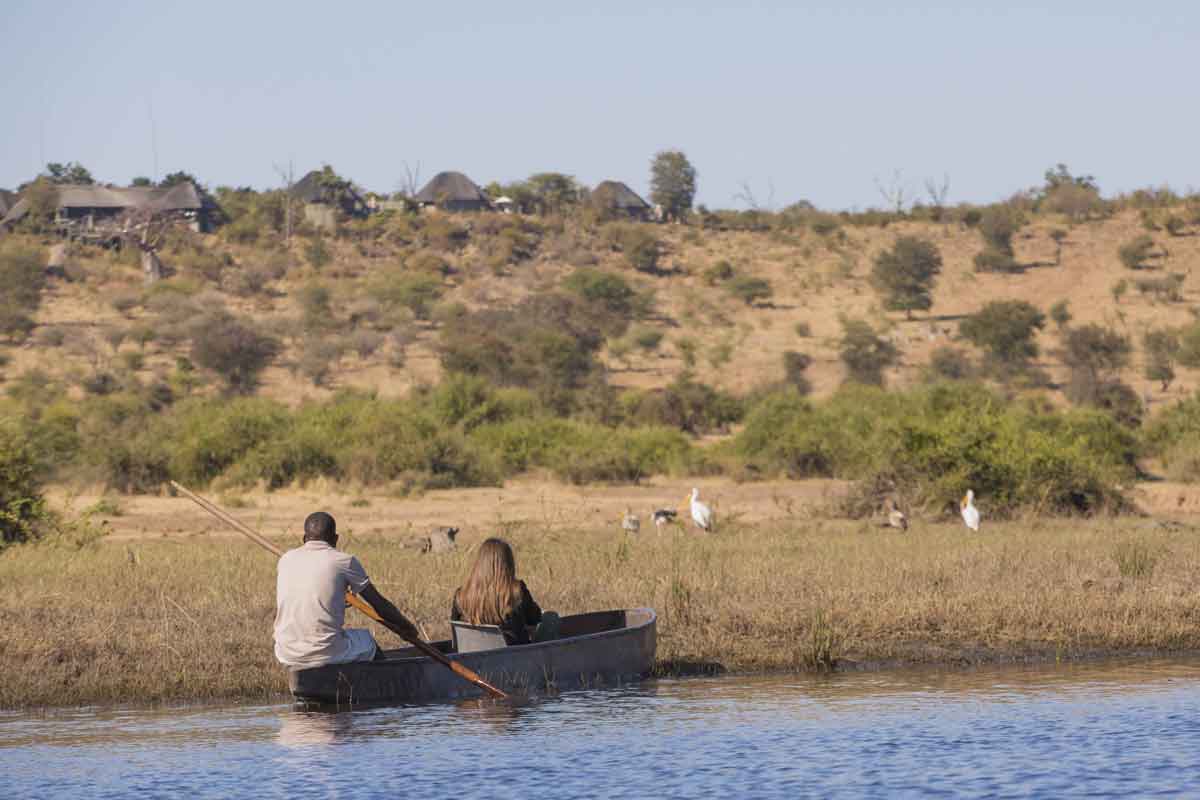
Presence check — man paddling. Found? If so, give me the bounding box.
[274,511,419,667]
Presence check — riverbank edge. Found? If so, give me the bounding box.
[8,646,1199,714]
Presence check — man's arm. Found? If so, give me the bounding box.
[360,582,421,641]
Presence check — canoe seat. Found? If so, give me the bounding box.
[450,620,507,653]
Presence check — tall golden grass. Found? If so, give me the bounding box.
[3,516,1199,709]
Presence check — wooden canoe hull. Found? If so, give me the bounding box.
[288,608,657,705]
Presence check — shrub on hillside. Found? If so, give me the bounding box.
[296,282,335,331]
[973,246,1021,274]
[188,312,280,394]
[928,346,974,380]
[782,350,813,394]
[438,293,612,407]
[563,269,638,319]
[959,301,1045,370]
[1118,235,1157,270]
[1049,300,1072,329]
[296,336,346,387]
[870,236,943,317]
[605,224,660,273]
[1143,328,1180,390]
[727,275,773,306]
[627,376,743,435]
[703,260,735,285]
[839,318,899,387]
[1133,274,1184,302]
[422,217,469,252]
[1058,324,1131,384]
[304,237,332,269]
[978,205,1023,254]
[369,272,444,321]
[0,245,46,342]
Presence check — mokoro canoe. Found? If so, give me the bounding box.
[289,608,657,706]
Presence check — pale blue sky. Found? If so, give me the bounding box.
[2,1,1196,209]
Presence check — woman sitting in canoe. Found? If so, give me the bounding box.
[452,537,559,645]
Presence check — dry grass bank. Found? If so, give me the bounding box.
[3,517,1199,709]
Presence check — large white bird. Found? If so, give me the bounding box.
[686,488,714,532]
[961,489,981,532]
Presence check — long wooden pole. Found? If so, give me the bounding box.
[170,481,507,699]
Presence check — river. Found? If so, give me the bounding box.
[3,659,1199,798]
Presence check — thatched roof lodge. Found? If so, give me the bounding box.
[288,168,368,229]
[415,171,491,212]
[1,182,208,235]
[590,180,652,220]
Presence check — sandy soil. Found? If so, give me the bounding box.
[51,477,851,542]
[49,475,1200,544]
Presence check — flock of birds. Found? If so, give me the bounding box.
[623,488,714,535]
[880,489,981,532]
[620,488,984,534]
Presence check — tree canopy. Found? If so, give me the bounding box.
[649,150,697,221]
[870,236,943,317]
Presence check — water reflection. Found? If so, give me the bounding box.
[275,710,352,748]
[3,658,1200,799]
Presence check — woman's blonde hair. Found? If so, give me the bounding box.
[456,537,522,625]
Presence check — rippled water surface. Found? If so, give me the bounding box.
[3,659,1200,798]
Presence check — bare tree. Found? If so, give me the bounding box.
[924,173,950,209]
[733,178,777,212]
[874,169,912,214]
[273,160,295,248]
[119,206,178,284]
[397,160,423,199]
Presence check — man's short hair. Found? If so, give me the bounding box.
[303,512,337,544]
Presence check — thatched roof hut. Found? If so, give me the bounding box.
[415,171,490,212]
[590,181,651,219]
[0,182,207,233]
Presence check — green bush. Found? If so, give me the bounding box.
[0,244,46,342]
[605,224,660,273]
[839,318,899,386]
[870,236,942,317]
[1143,328,1180,390]
[734,382,1135,515]
[929,346,974,380]
[782,351,813,393]
[959,301,1045,369]
[305,237,332,269]
[188,312,280,394]
[370,272,444,321]
[0,424,50,548]
[973,246,1021,274]
[703,260,735,285]
[978,205,1023,254]
[1118,235,1156,270]
[563,269,637,318]
[626,376,743,435]
[727,275,773,306]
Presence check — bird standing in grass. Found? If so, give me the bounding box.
[652,508,677,533]
[686,488,713,532]
[961,489,981,531]
[884,498,908,531]
[622,507,640,535]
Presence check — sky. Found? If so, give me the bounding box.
[2,1,1197,210]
